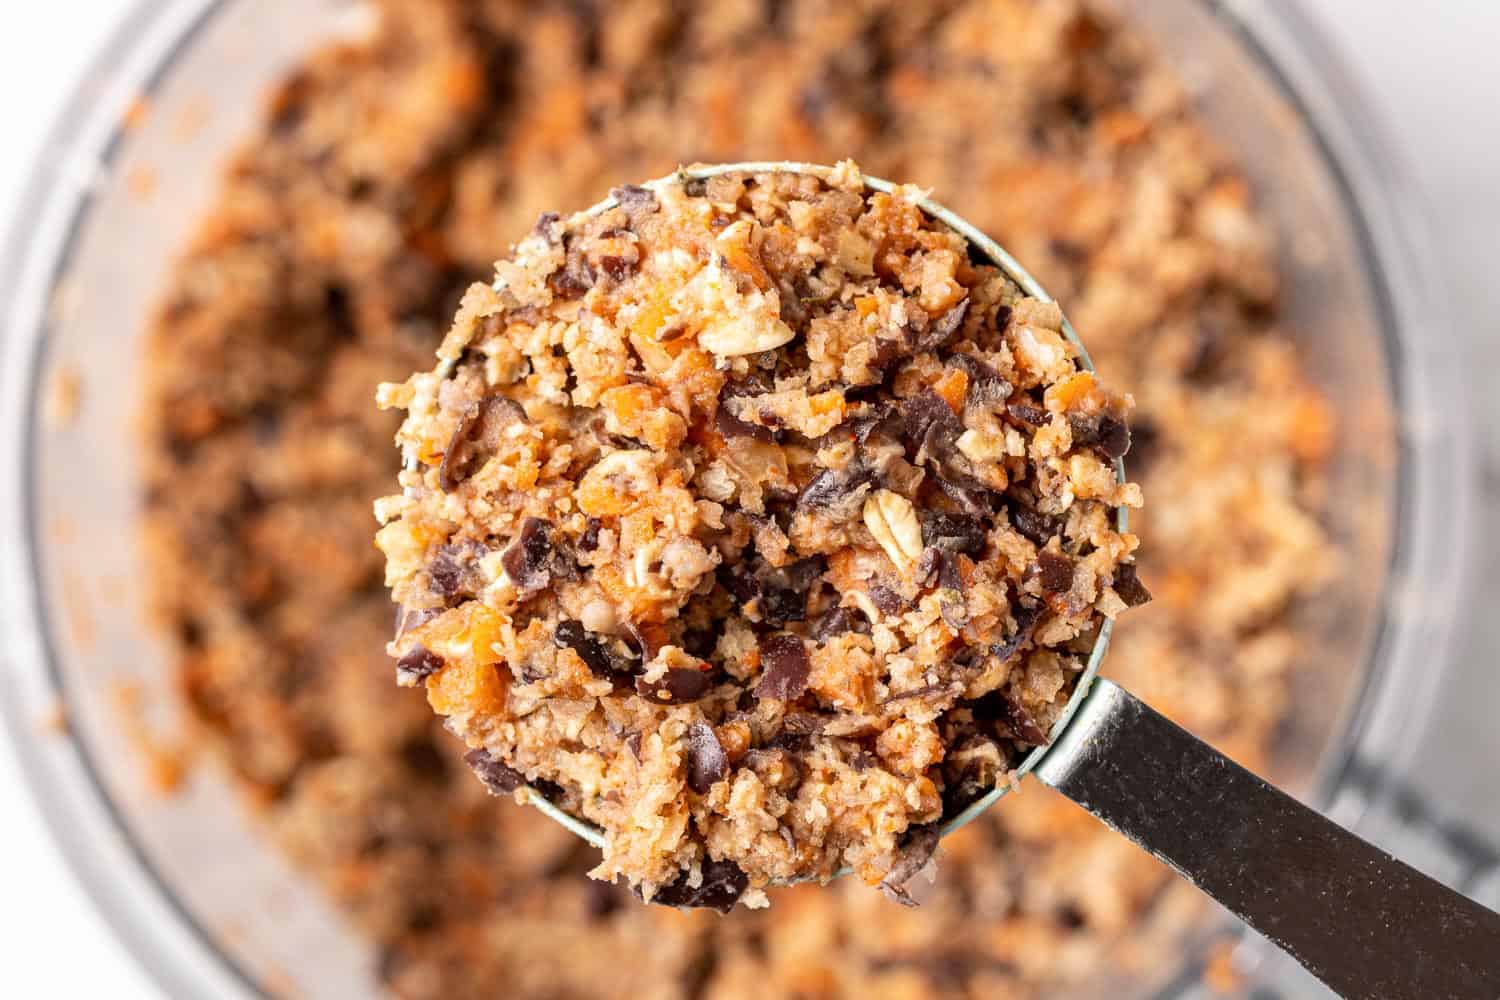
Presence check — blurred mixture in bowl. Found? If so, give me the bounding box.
[141,0,1334,995]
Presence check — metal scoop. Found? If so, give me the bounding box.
[412,162,1500,998]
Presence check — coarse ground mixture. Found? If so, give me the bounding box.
[376,162,1145,907]
[141,0,1335,995]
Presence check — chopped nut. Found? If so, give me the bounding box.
[864,489,924,571]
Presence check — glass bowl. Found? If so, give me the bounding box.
[0,0,1473,997]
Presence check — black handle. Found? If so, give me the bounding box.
[1034,679,1500,999]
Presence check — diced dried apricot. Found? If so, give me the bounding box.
[933,368,969,414]
[426,659,507,716]
[1045,370,1095,412]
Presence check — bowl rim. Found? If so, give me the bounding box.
[0,1,1475,997]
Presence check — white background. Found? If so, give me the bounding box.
[0,2,1496,997]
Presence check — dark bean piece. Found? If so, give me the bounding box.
[991,601,1045,663]
[971,691,1050,746]
[1008,502,1061,546]
[393,605,439,642]
[901,390,963,465]
[636,667,712,704]
[599,255,637,282]
[439,395,527,491]
[686,721,729,794]
[948,353,1012,405]
[1001,695,1050,746]
[501,517,553,595]
[1096,415,1131,461]
[994,303,1013,333]
[579,517,602,552]
[464,748,526,795]
[735,557,823,626]
[715,402,777,442]
[641,858,747,913]
[622,621,666,662]
[547,234,595,299]
[810,605,870,642]
[869,584,906,616]
[755,634,811,701]
[553,620,630,683]
[1112,563,1153,607]
[1037,549,1075,594]
[915,547,944,588]
[1005,400,1047,427]
[780,712,826,736]
[532,211,562,243]
[396,645,444,683]
[920,511,987,555]
[879,823,941,907]
[915,298,969,352]
[611,184,659,222]
[719,563,761,605]
[796,465,873,517]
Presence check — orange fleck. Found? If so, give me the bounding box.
[1045,370,1095,412]
[932,368,969,414]
[854,295,879,319]
[427,660,507,716]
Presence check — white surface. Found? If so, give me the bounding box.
[0,2,1495,998]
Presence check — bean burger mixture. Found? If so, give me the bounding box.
[376,163,1144,907]
[142,0,1335,994]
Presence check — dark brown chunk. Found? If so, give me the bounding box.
[796,465,874,520]
[501,517,554,596]
[868,583,906,616]
[722,556,824,626]
[915,298,969,352]
[553,620,631,684]
[991,601,1045,663]
[393,605,439,642]
[611,184,659,223]
[994,303,1014,332]
[1007,502,1062,546]
[531,211,562,243]
[1070,413,1131,461]
[1037,549,1076,594]
[427,540,490,605]
[578,516,602,552]
[686,721,729,794]
[1005,400,1047,427]
[949,352,1013,405]
[1112,563,1152,607]
[810,604,870,642]
[547,235,595,299]
[901,390,963,465]
[642,858,748,913]
[755,634,811,701]
[920,511,987,555]
[1006,697,1050,746]
[396,645,444,683]
[439,395,527,491]
[715,396,778,442]
[463,748,526,795]
[879,823,941,907]
[599,255,637,282]
[636,667,712,704]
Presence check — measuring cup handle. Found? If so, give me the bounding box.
[1034,678,1500,999]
